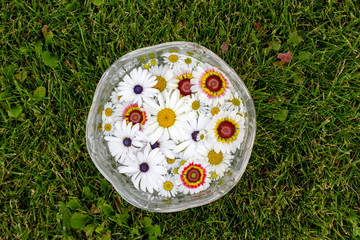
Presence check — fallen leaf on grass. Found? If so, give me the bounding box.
[220,41,229,54]
[254,22,262,31]
[278,51,292,63]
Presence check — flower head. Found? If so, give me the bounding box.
[185,93,209,115]
[148,65,177,93]
[198,145,234,177]
[173,66,194,97]
[118,67,159,106]
[157,174,179,198]
[143,90,192,143]
[208,110,245,154]
[177,159,211,194]
[104,121,146,163]
[191,64,232,105]
[116,102,148,127]
[118,145,167,193]
[162,51,185,69]
[102,102,115,122]
[223,91,245,114]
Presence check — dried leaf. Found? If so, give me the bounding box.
[278,51,292,63]
[220,41,229,54]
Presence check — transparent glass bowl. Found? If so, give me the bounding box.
[86,42,256,212]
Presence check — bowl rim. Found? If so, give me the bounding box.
[86,41,256,212]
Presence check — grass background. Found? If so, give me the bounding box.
[1,0,359,239]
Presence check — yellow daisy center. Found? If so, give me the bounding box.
[149,53,155,59]
[104,124,112,131]
[208,150,223,165]
[150,59,157,65]
[173,168,179,174]
[184,57,192,64]
[231,98,241,106]
[211,172,218,179]
[211,107,220,115]
[169,49,179,53]
[154,76,167,92]
[180,160,186,166]
[191,100,200,110]
[168,54,178,63]
[163,181,173,191]
[157,108,176,128]
[105,108,112,116]
[167,158,175,164]
[186,51,194,56]
[144,63,150,69]
[117,95,121,101]
[199,133,205,140]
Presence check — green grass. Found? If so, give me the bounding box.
[1,0,359,239]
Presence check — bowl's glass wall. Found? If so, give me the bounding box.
[86,42,256,212]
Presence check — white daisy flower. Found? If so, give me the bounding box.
[164,152,184,174]
[118,145,167,193]
[223,91,246,114]
[102,118,115,136]
[207,110,246,154]
[110,87,122,105]
[102,102,115,121]
[142,58,158,70]
[198,145,234,177]
[157,174,179,198]
[104,121,147,164]
[162,51,185,69]
[115,102,148,128]
[143,90,192,144]
[176,159,211,195]
[118,67,159,106]
[148,65,177,93]
[191,63,233,105]
[173,114,210,158]
[180,55,198,69]
[185,93,209,116]
[173,66,194,97]
[209,171,221,182]
[207,104,221,116]
[147,134,177,160]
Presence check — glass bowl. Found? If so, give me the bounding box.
[86,41,256,212]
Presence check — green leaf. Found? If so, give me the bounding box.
[8,105,23,118]
[95,222,105,233]
[269,41,281,51]
[15,70,27,82]
[101,231,111,240]
[83,186,94,199]
[130,228,140,236]
[83,224,96,237]
[66,1,79,11]
[219,26,226,37]
[42,51,58,67]
[93,0,105,6]
[288,31,303,46]
[145,224,161,237]
[34,41,43,56]
[140,217,153,227]
[34,86,46,98]
[70,213,88,229]
[274,109,289,121]
[293,75,304,84]
[0,91,12,100]
[297,51,312,62]
[45,32,54,45]
[101,204,115,217]
[67,199,81,210]
[59,201,71,229]
[115,213,130,225]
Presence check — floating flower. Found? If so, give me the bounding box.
[118,67,159,106]
[173,114,210,158]
[198,145,234,177]
[185,93,209,116]
[191,64,232,105]
[162,51,185,69]
[118,145,166,193]
[208,110,245,154]
[180,55,197,69]
[143,90,192,143]
[102,102,115,121]
[157,174,179,198]
[173,67,194,97]
[104,121,146,163]
[223,91,245,113]
[102,118,115,136]
[177,160,211,194]
[148,65,177,93]
[147,134,177,159]
[110,87,122,104]
[116,102,147,127]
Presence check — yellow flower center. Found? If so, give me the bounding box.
[105,108,112,116]
[167,158,175,164]
[211,172,218,179]
[180,160,186,166]
[149,53,155,59]
[117,95,121,101]
[168,54,178,63]
[154,76,167,92]
[231,98,241,106]
[184,57,192,64]
[208,150,223,165]
[104,124,112,131]
[157,108,176,128]
[150,59,157,66]
[191,100,200,110]
[169,49,179,53]
[144,63,150,69]
[186,51,194,56]
[211,107,220,115]
[199,133,205,140]
[173,168,178,174]
[163,181,173,191]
